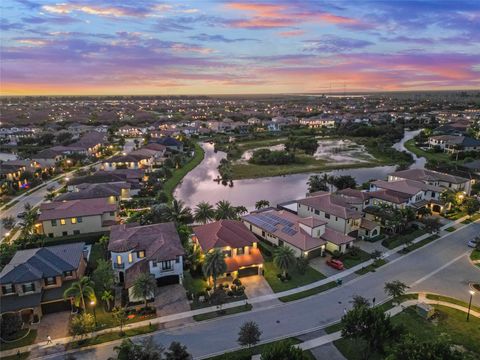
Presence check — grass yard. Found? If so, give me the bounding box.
[193,304,252,321]
[204,337,315,360]
[355,259,387,275]
[183,272,208,294]
[445,226,456,232]
[426,293,480,313]
[339,248,371,269]
[263,261,326,293]
[471,249,480,261]
[404,139,453,164]
[334,304,480,359]
[91,306,157,330]
[279,281,337,302]
[0,329,37,351]
[88,243,105,270]
[164,143,205,201]
[381,228,426,249]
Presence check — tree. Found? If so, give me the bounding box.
[99,235,110,254]
[64,276,96,311]
[92,259,114,294]
[202,248,227,289]
[0,313,22,340]
[164,200,193,224]
[131,273,156,309]
[462,197,480,216]
[387,334,464,360]
[215,200,238,220]
[70,313,95,338]
[186,243,203,273]
[255,200,270,210]
[342,306,402,359]
[101,290,114,312]
[273,246,296,277]
[422,217,441,234]
[235,205,248,216]
[307,175,328,193]
[237,321,262,348]
[331,175,357,190]
[370,250,382,261]
[417,206,432,218]
[193,201,215,224]
[384,280,409,303]
[296,257,309,275]
[56,131,73,145]
[165,341,192,360]
[261,340,310,360]
[112,306,127,334]
[114,337,164,360]
[1,216,15,230]
[352,295,370,308]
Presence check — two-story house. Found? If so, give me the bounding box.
[192,220,264,279]
[108,222,184,303]
[37,198,118,238]
[54,182,133,203]
[0,243,87,322]
[243,209,355,256]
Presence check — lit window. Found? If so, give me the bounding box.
[71,218,77,224]
[128,253,133,263]
[138,251,145,259]
[60,219,66,225]
[116,255,122,265]
[237,247,244,255]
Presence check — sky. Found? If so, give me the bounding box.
[1,0,479,95]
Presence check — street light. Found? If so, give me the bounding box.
[467,290,475,322]
[90,300,97,327]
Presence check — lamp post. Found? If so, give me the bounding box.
[90,300,97,327]
[467,290,475,322]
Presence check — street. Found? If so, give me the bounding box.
[39,221,480,360]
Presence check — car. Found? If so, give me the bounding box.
[17,212,27,219]
[467,239,479,248]
[326,259,345,270]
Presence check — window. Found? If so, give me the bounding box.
[137,251,145,259]
[51,219,57,227]
[2,284,14,295]
[71,218,77,224]
[236,247,244,255]
[152,261,157,267]
[77,217,83,223]
[128,253,133,263]
[109,211,115,216]
[176,256,180,263]
[60,219,66,225]
[73,230,80,235]
[62,231,68,236]
[22,283,35,293]
[223,249,232,258]
[64,270,73,277]
[116,255,122,264]
[325,213,330,219]
[45,277,56,285]
[314,210,320,215]
[162,260,172,270]
[48,233,54,238]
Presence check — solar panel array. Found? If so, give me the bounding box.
[245,215,277,233]
[262,213,294,227]
[245,213,298,236]
[281,226,297,236]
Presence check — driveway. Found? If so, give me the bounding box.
[309,257,342,277]
[34,311,71,343]
[356,239,387,254]
[153,284,192,329]
[241,275,280,309]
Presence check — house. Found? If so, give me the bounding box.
[299,117,337,128]
[388,168,472,195]
[266,121,281,132]
[37,198,119,238]
[69,131,108,156]
[462,160,480,176]
[154,137,183,152]
[243,208,355,256]
[428,135,480,153]
[32,147,68,165]
[67,169,145,191]
[55,182,133,203]
[102,153,152,171]
[108,222,184,302]
[192,220,264,278]
[117,125,143,137]
[0,243,87,322]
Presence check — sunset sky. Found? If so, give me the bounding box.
[1,0,479,95]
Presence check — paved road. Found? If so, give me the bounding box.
[40,221,480,360]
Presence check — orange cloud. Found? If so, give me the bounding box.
[278,30,305,37]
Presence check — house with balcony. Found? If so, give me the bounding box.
[108,222,184,302]
[37,198,119,238]
[192,220,264,278]
[0,242,87,322]
[428,135,480,154]
[243,208,355,256]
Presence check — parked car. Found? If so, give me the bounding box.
[17,212,27,219]
[326,259,344,270]
[467,238,479,248]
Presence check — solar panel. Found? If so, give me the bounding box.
[281,226,297,236]
[247,216,277,233]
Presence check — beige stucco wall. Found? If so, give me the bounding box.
[41,213,115,237]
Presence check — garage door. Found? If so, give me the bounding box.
[307,248,324,259]
[41,300,71,314]
[156,275,180,286]
[238,266,259,277]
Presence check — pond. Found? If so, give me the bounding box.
[174,130,426,210]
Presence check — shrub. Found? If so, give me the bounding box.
[233,278,242,286]
[296,257,309,275]
[0,313,22,340]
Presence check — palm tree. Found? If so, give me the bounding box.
[273,246,296,277]
[307,175,328,193]
[64,276,96,311]
[255,200,270,210]
[194,201,215,224]
[235,205,248,216]
[215,200,238,220]
[1,216,15,230]
[186,244,203,273]
[131,273,156,309]
[417,206,432,218]
[202,249,227,289]
[164,200,192,224]
[101,290,114,311]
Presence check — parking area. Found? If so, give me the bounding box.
[241,275,280,309]
[309,256,343,277]
[154,284,192,328]
[34,311,71,343]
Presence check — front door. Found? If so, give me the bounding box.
[119,271,124,284]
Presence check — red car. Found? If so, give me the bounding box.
[326,259,344,270]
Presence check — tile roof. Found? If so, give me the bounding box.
[192,220,257,251]
[389,168,469,185]
[0,243,85,284]
[372,179,442,196]
[297,192,362,219]
[360,218,379,231]
[38,198,116,221]
[321,228,355,245]
[55,182,130,201]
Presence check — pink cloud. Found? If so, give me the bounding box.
[278,30,305,37]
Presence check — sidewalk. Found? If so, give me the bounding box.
[1,216,477,358]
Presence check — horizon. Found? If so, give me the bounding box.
[1,0,480,96]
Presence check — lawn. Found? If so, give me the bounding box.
[279,281,337,302]
[88,243,105,270]
[90,306,157,330]
[183,272,208,294]
[398,234,439,254]
[445,226,456,232]
[471,249,480,262]
[164,143,205,201]
[404,139,453,164]
[355,259,387,275]
[334,304,480,359]
[204,337,315,360]
[381,228,426,249]
[426,293,480,313]
[193,304,252,321]
[263,261,326,293]
[0,329,37,351]
[339,248,371,269]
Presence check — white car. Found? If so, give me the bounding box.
[467,239,479,248]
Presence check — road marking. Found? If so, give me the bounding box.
[410,251,469,287]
